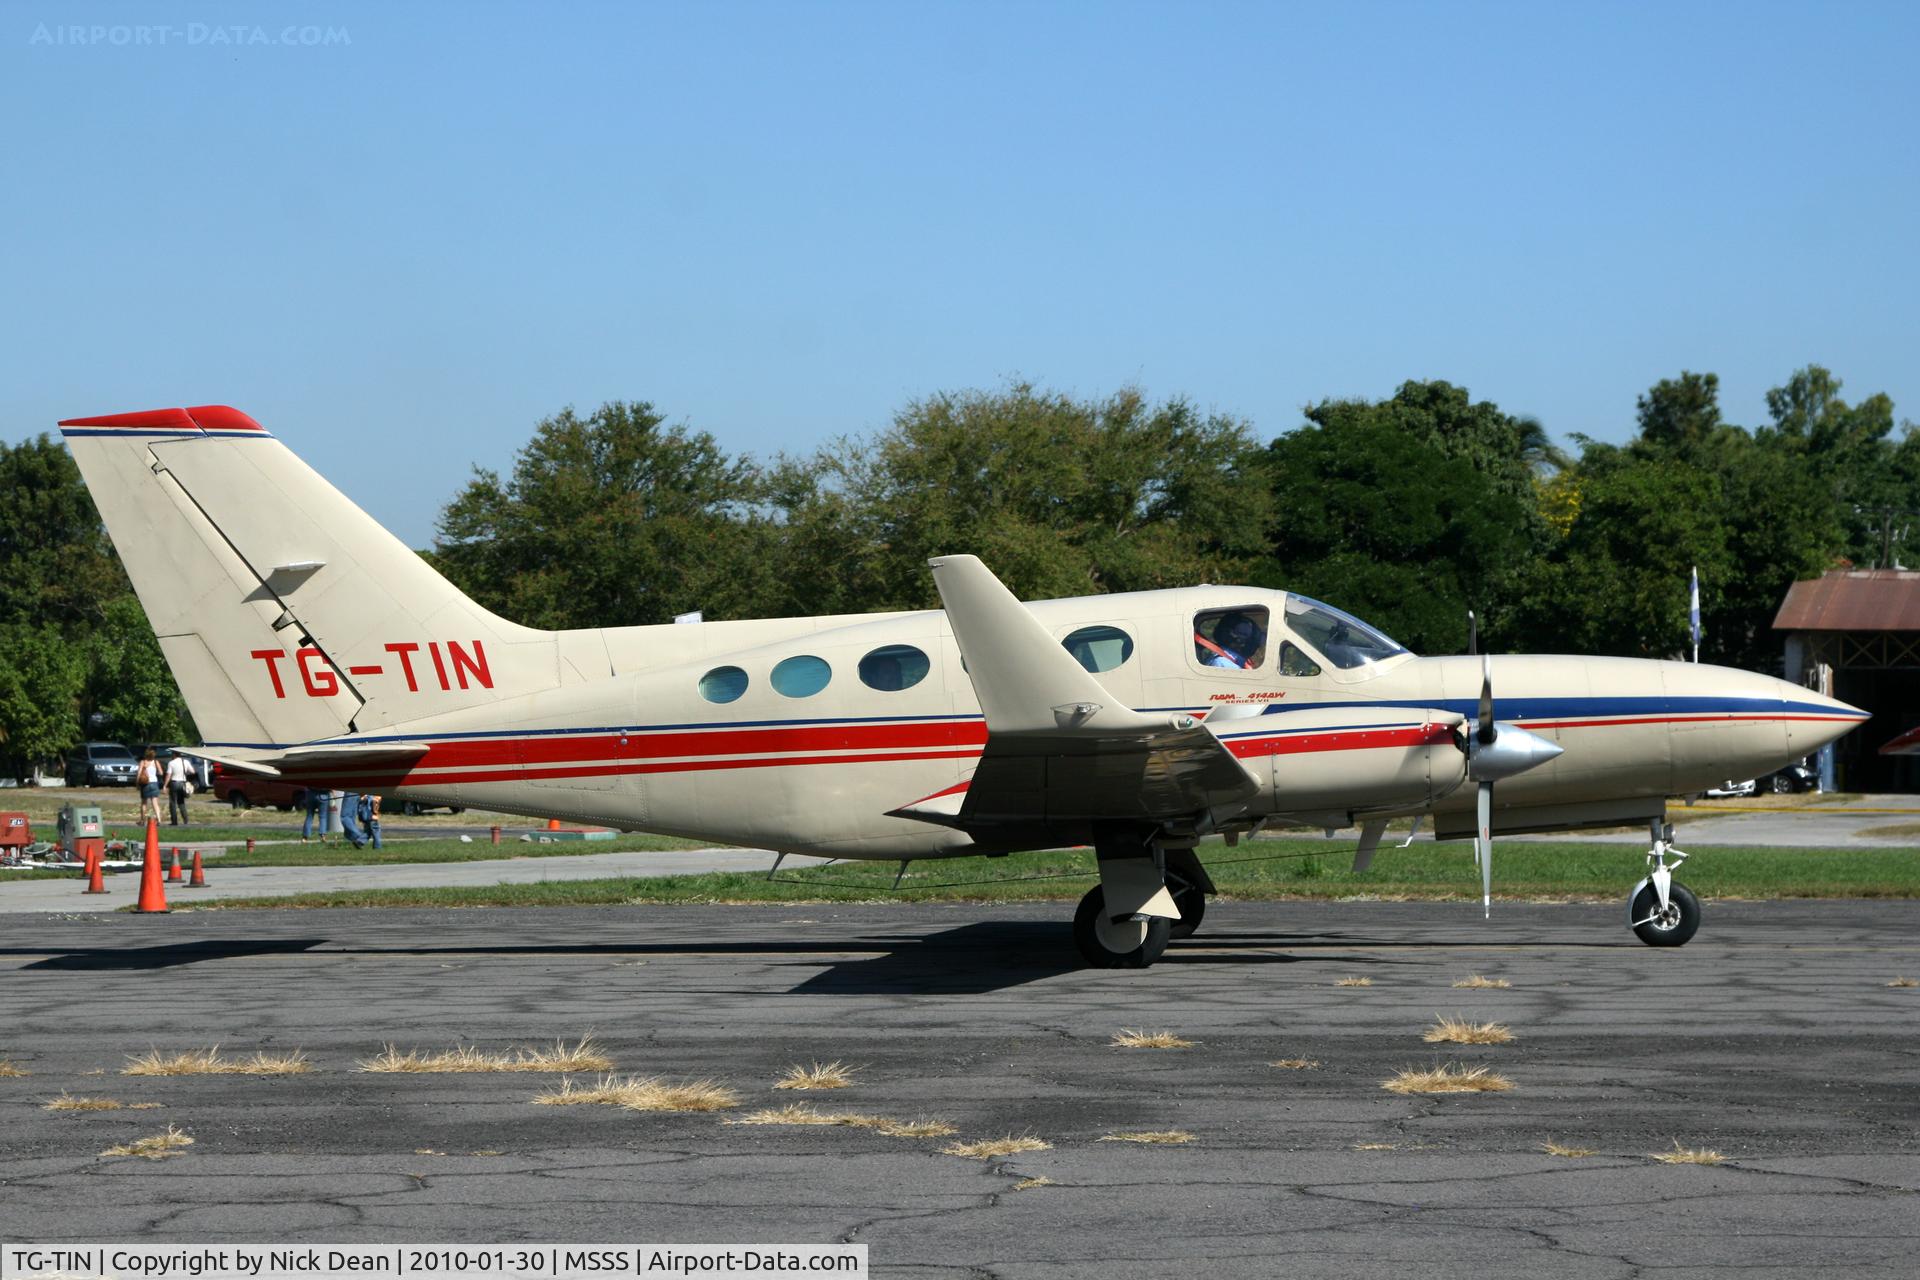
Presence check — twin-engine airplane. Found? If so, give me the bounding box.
[60,406,1868,967]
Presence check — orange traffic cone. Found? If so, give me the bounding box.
[83,847,109,895]
[167,847,183,882]
[186,850,207,888]
[135,820,169,913]
[546,818,562,830]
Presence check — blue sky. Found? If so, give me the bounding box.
[5,0,1915,546]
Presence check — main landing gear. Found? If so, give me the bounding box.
[1071,839,1211,968]
[1628,820,1701,947]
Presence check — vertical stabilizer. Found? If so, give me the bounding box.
[60,406,557,745]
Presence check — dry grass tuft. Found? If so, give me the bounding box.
[725,1105,952,1137]
[0,1060,28,1077]
[127,1102,164,1110]
[1382,1064,1515,1094]
[1351,1142,1398,1151]
[101,1125,193,1160]
[1424,1015,1516,1046]
[45,1093,123,1112]
[122,1047,310,1076]
[1099,1130,1192,1145]
[1334,977,1373,988]
[1888,976,1918,988]
[867,1117,958,1138]
[621,1079,739,1113]
[942,1135,1052,1159]
[1454,974,1512,989]
[1012,1176,1054,1191]
[530,1073,736,1111]
[1110,1029,1193,1049]
[1542,1141,1597,1158]
[517,1038,614,1072]
[774,1060,858,1090]
[729,1103,845,1126]
[1652,1141,1725,1166]
[1269,1058,1320,1070]
[362,1037,607,1074]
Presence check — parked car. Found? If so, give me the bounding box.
[65,742,139,787]
[1704,761,1818,799]
[211,764,311,812]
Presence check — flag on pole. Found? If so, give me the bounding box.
[1689,566,1701,662]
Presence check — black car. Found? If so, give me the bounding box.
[65,741,139,787]
[1761,762,1819,794]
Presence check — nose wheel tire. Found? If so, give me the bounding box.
[1073,885,1172,969]
[1630,881,1701,947]
[1166,871,1206,940]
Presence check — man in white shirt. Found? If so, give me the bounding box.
[164,752,193,826]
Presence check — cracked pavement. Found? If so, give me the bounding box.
[2,900,1917,1277]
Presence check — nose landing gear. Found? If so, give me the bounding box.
[1628,821,1701,947]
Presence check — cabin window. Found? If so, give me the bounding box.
[1192,607,1270,670]
[699,665,749,704]
[770,654,833,698]
[1061,625,1134,673]
[1283,596,1405,669]
[1278,641,1323,678]
[858,644,930,692]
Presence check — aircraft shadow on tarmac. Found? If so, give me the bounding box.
[16,939,329,971]
[6,921,1607,989]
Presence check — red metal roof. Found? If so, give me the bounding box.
[1773,570,1920,632]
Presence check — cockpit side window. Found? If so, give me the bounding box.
[1283,596,1406,670]
[1193,607,1270,671]
[1278,641,1323,677]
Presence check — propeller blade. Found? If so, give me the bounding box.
[1477,653,1496,745]
[1466,610,1477,657]
[1476,780,1493,919]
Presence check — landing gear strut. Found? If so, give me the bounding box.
[1628,821,1701,947]
[1072,828,1186,968]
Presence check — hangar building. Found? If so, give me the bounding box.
[1774,570,1920,793]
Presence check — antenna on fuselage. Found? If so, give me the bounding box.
[1466,611,1478,656]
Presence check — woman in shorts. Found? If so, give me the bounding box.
[134,748,164,824]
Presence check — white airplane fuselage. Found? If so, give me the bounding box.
[298,585,1861,859]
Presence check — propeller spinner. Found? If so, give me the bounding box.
[1459,654,1564,918]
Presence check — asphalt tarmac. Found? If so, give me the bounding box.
[3,901,1916,1278]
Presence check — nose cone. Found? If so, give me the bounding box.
[1778,678,1871,756]
[1469,723,1565,782]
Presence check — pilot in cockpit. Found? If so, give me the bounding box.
[1196,611,1265,669]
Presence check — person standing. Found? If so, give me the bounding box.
[339,791,366,848]
[300,787,325,842]
[135,748,165,825]
[164,750,193,825]
[361,792,382,850]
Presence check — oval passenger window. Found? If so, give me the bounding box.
[698,666,749,704]
[1061,625,1134,673]
[770,655,832,698]
[858,644,930,691]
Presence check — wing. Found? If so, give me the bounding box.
[176,742,430,778]
[888,555,1258,841]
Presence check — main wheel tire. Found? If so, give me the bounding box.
[402,801,422,816]
[1073,885,1172,969]
[1166,871,1206,939]
[1630,881,1701,947]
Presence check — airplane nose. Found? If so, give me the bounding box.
[1779,678,1871,756]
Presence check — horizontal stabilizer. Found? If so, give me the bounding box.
[176,741,430,780]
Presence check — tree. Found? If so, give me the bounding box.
[770,384,1270,612]
[0,435,128,629]
[0,623,87,781]
[1259,382,1547,653]
[1633,371,1733,463]
[432,402,778,628]
[87,595,193,747]
[1761,365,1902,566]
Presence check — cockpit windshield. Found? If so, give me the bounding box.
[1283,596,1407,670]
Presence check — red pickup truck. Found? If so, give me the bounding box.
[211,766,311,812]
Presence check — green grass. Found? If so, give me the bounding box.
[170,836,1920,911]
